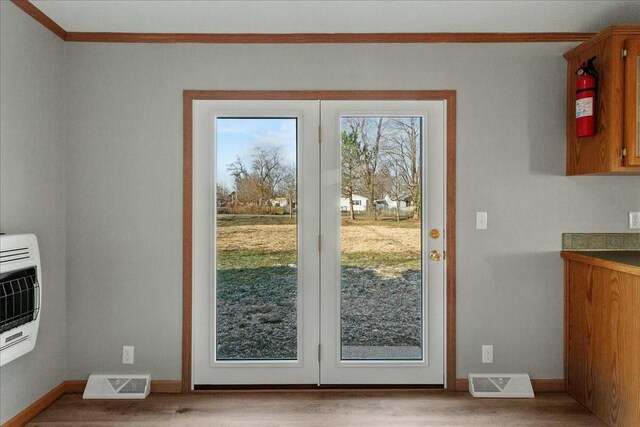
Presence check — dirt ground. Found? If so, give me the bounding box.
[216,222,421,253]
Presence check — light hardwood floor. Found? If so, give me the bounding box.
[28,391,604,426]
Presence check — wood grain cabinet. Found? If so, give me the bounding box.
[562,252,640,426]
[564,25,640,175]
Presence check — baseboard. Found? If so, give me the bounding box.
[1,379,182,427]
[2,381,66,427]
[65,379,182,394]
[148,380,183,393]
[456,378,565,393]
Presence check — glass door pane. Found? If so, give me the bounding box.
[339,117,423,361]
[215,118,298,361]
[320,100,445,385]
[192,100,319,386]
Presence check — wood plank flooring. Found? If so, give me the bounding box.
[29,391,605,426]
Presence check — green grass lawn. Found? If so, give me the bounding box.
[217,250,296,269]
[217,214,296,227]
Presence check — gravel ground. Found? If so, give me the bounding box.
[216,265,421,360]
[216,266,298,360]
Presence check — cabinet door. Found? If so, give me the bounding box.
[625,39,640,166]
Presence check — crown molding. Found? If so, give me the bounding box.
[563,24,640,59]
[64,31,593,44]
[11,0,66,40]
[11,0,594,45]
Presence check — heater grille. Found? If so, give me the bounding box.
[0,267,40,334]
[0,247,32,265]
[472,377,501,392]
[119,378,148,394]
[84,374,151,399]
[468,373,534,398]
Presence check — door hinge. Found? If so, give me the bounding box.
[622,48,628,58]
[317,344,321,362]
[318,125,322,144]
[318,235,322,252]
[622,147,627,158]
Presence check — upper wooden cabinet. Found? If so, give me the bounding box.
[565,25,640,175]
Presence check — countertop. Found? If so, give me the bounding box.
[561,250,640,276]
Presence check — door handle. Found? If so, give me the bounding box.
[429,250,443,261]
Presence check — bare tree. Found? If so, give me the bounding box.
[227,147,286,207]
[227,157,249,181]
[362,118,385,220]
[385,118,421,218]
[341,130,360,220]
[227,157,258,205]
[250,147,284,206]
[281,164,296,219]
[216,183,231,207]
[343,117,387,220]
[386,160,404,222]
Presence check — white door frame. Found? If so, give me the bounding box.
[192,100,320,385]
[319,100,446,384]
[182,91,456,391]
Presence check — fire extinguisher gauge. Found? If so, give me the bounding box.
[576,56,598,79]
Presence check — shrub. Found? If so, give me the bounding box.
[218,205,288,215]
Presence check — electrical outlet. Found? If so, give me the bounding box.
[482,345,493,364]
[629,212,640,230]
[122,346,134,364]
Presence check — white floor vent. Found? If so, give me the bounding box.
[468,373,534,398]
[83,374,150,399]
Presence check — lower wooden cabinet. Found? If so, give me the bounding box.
[563,256,640,426]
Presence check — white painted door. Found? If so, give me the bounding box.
[193,99,446,386]
[192,100,320,385]
[319,101,445,384]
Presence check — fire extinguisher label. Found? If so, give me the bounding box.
[576,97,593,118]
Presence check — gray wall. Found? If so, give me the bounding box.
[2,3,640,420]
[0,2,66,423]
[63,42,640,382]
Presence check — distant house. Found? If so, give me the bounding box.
[271,197,289,207]
[340,194,368,212]
[376,194,413,210]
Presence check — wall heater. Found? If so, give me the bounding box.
[0,234,42,366]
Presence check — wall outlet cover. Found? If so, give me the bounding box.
[482,345,493,363]
[122,346,134,364]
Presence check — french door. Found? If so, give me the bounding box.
[192,99,446,386]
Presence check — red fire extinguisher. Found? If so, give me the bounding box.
[575,57,598,138]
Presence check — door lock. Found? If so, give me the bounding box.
[429,250,443,261]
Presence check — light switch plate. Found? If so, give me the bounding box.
[630,212,640,230]
[476,212,488,230]
[482,345,493,363]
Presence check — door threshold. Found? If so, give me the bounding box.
[194,384,444,391]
